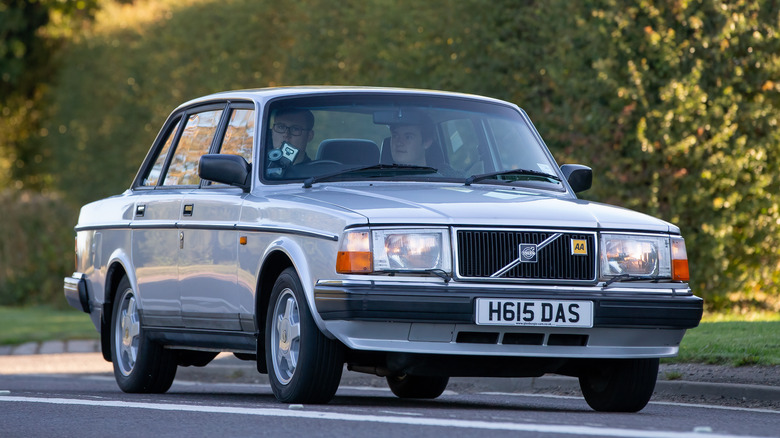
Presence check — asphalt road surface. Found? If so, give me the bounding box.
[1,354,778,438]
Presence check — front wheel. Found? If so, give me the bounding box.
[578,358,659,412]
[111,276,177,393]
[265,267,343,403]
[387,374,449,399]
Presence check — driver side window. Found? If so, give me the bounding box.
[163,109,224,186]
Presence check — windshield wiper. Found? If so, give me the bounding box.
[303,163,438,188]
[602,274,671,288]
[464,168,561,186]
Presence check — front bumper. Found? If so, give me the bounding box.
[314,282,703,329]
[64,272,91,313]
[314,281,703,358]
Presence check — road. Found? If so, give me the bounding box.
[0,354,778,438]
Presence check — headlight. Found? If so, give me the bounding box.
[337,228,451,275]
[601,235,666,277]
[599,233,689,282]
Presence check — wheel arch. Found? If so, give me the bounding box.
[254,238,322,336]
[255,249,295,337]
[100,252,135,361]
[103,253,137,319]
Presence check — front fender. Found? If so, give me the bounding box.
[260,236,335,338]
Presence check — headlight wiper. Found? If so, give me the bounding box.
[602,274,671,288]
[303,164,438,188]
[384,269,452,283]
[465,168,561,186]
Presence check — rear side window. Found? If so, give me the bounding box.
[163,109,224,186]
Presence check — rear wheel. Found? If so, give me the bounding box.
[386,374,449,399]
[578,358,659,412]
[111,275,177,393]
[265,267,343,403]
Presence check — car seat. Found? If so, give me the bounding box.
[316,139,380,165]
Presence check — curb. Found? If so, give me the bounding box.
[0,340,100,356]
[654,380,780,403]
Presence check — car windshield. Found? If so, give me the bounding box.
[262,94,562,190]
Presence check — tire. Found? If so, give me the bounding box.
[111,276,177,393]
[265,267,343,403]
[578,358,659,412]
[386,374,449,399]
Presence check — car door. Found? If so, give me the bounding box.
[178,103,255,330]
[131,114,185,328]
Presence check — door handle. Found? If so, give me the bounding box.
[135,204,145,217]
[183,204,194,216]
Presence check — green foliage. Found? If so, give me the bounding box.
[1,0,777,310]
[0,1,98,306]
[577,1,780,310]
[0,0,49,99]
[0,190,77,306]
[0,0,99,190]
[1,0,51,190]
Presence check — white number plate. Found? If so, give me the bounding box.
[475,299,593,327]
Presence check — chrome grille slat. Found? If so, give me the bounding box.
[456,229,597,282]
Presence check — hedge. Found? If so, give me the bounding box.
[2,0,778,312]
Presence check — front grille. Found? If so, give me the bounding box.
[456,229,596,282]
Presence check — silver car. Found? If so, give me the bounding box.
[64,87,702,412]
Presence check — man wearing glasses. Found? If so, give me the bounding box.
[270,108,315,166]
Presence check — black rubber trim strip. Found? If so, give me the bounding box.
[74,222,338,241]
[314,283,703,329]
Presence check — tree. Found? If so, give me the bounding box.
[0,0,98,190]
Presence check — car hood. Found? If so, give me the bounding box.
[290,183,678,233]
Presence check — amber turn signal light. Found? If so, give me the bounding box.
[336,231,372,274]
[336,251,372,273]
[671,237,690,282]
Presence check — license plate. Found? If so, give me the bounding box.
[475,299,593,327]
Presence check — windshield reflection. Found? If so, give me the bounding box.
[263,94,562,190]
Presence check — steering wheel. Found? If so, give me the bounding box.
[285,160,344,178]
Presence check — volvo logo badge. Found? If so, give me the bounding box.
[519,244,538,263]
[490,233,562,277]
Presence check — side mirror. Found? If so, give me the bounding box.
[560,164,592,193]
[199,154,251,192]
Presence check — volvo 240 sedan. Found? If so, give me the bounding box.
[65,86,702,412]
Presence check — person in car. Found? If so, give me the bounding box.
[388,116,434,167]
[387,113,459,177]
[270,108,315,164]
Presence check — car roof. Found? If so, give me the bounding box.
[175,86,517,111]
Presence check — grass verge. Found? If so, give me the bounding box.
[663,319,780,366]
[0,306,98,346]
